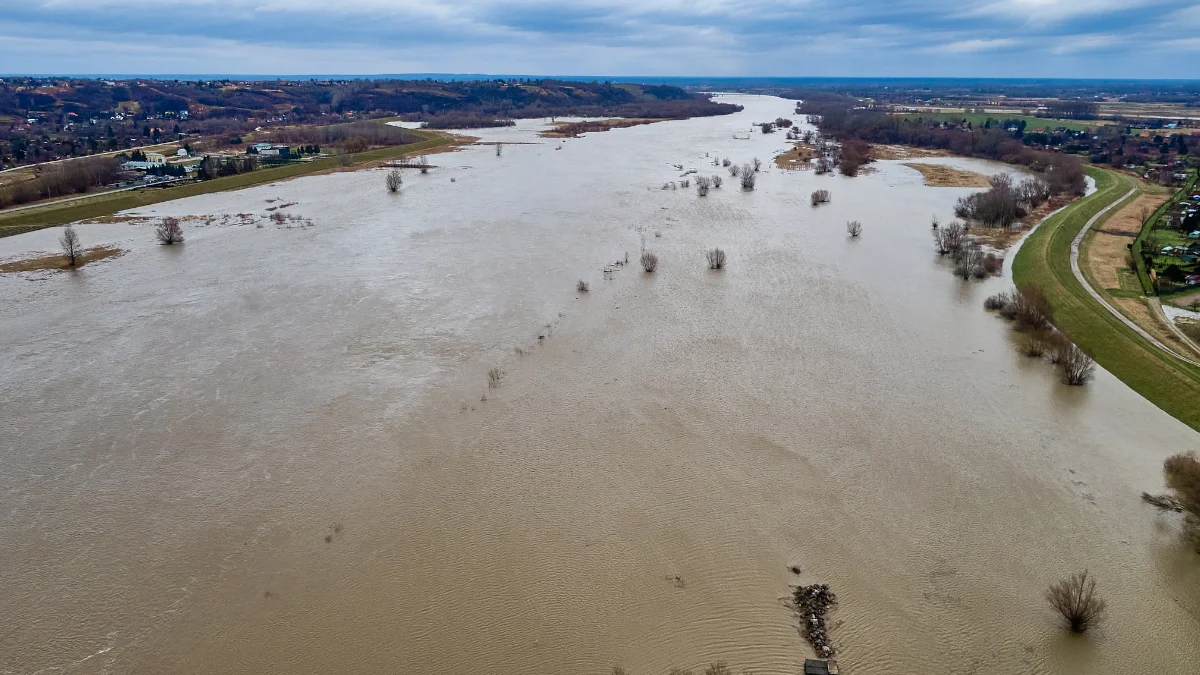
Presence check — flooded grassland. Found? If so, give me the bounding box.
[1,96,1198,675]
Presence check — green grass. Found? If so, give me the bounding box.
[1013,165,1200,431]
[892,113,1106,132]
[0,130,451,237]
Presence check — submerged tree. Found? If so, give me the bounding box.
[1045,570,1107,633]
[155,216,184,245]
[640,250,659,273]
[846,220,862,237]
[740,165,756,190]
[386,169,403,193]
[706,247,726,269]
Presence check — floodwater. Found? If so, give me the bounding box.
[2,95,1198,675]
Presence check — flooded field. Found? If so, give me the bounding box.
[2,96,1198,675]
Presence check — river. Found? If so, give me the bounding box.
[1,95,1197,675]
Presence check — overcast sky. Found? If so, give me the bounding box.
[2,0,1199,78]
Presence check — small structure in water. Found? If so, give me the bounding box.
[804,659,839,675]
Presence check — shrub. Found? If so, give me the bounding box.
[846,220,862,237]
[1163,452,1200,547]
[712,175,723,188]
[934,221,966,255]
[982,253,1004,276]
[983,291,1011,311]
[155,216,184,245]
[641,251,659,273]
[729,164,741,177]
[1023,332,1051,357]
[1015,283,1054,331]
[1045,570,1107,633]
[740,165,756,190]
[577,279,589,292]
[810,189,831,206]
[386,169,402,192]
[1060,344,1096,385]
[752,157,762,172]
[487,367,504,388]
[954,244,984,280]
[706,247,726,269]
[721,158,731,167]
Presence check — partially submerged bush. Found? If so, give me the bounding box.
[846,220,862,237]
[810,189,831,206]
[155,216,184,245]
[1045,570,1107,633]
[729,164,741,177]
[1059,344,1096,385]
[577,279,589,292]
[983,291,1012,311]
[953,243,983,280]
[712,175,723,188]
[386,169,402,192]
[739,165,756,190]
[1015,283,1054,332]
[487,367,504,388]
[641,250,659,273]
[933,221,965,255]
[706,247,726,269]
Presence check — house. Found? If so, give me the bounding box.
[143,152,166,165]
[250,142,273,153]
[175,148,189,157]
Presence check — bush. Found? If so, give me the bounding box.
[155,216,184,245]
[641,251,659,273]
[712,175,723,188]
[487,367,504,388]
[934,221,965,255]
[386,169,402,192]
[1060,344,1096,385]
[983,291,1012,311]
[982,253,1004,276]
[811,189,831,206]
[740,165,756,190]
[729,164,741,177]
[1015,283,1054,331]
[752,157,762,172]
[706,247,726,269]
[577,279,589,292]
[1163,452,1200,547]
[954,243,984,280]
[846,220,862,237]
[1045,570,1107,633]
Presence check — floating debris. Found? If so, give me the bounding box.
[1141,492,1182,512]
[793,583,837,658]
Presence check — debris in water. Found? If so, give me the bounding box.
[793,583,838,658]
[1141,492,1182,512]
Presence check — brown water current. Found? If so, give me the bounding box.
[2,95,1198,674]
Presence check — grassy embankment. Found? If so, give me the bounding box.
[1012,166,1200,431]
[0,129,453,238]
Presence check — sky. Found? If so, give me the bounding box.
[2,0,1199,78]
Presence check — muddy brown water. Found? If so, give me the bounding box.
[2,96,1198,675]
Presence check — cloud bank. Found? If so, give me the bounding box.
[1,0,1196,77]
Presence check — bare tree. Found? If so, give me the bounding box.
[931,214,940,229]
[60,225,81,266]
[155,216,184,245]
[1015,283,1054,331]
[814,156,831,174]
[641,251,659,273]
[706,247,726,269]
[954,243,984,280]
[419,155,429,174]
[933,221,965,255]
[740,165,756,190]
[496,142,503,157]
[752,157,762,172]
[810,189,831,206]
[846,220,862,237]
[386,169,402,193]
[1060,344,1096,386]
[1045,570,1107,633]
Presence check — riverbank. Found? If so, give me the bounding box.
[539,118,671,138]
[0,129,460,238]
[900,163,991,187]
[1012,166,1200,431]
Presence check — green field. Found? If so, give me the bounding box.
[1012,166,1200,431]
[0,130,452,238]
[893,112,1107,132]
